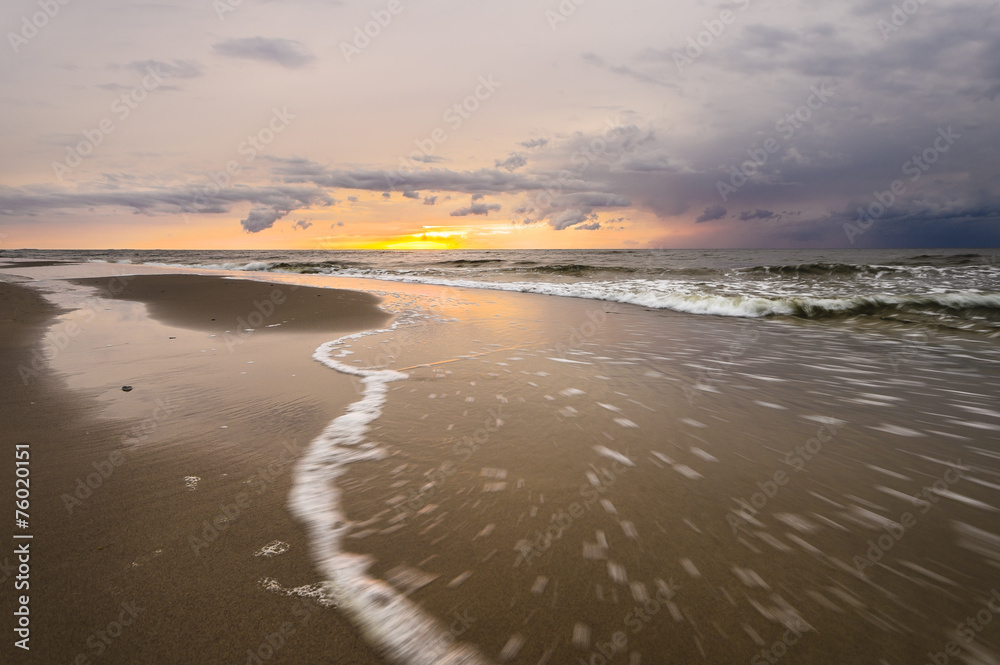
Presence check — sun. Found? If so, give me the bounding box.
[384,239,454,250]
[379,230,465,250]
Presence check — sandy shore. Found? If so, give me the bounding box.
[4,263,1000,665]
[0,274,393,664]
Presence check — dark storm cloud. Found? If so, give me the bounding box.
[696,205,727,223]
[213,37,315,69]
[562,1,1000,246]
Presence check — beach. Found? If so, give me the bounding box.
[0,268,393,664]
[2,255,1000,664]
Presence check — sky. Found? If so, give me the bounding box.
[1,0,999,250]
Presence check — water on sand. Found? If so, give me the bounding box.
[267,278,1000,665]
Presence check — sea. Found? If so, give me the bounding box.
[6,247,1000,664]
[4,247,1000,335]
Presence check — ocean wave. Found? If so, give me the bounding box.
[130,259,1000,330]
[309,273,1000,321]
[145,260,275,272]
[738,262,907,276]
[430,258,506,266]
[516,263,639,274]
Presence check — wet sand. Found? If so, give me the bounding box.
[3,265,1000,665]
[0,273,393,665]
[306,279,1000,665]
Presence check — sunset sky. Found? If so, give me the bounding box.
[1,0,998,250]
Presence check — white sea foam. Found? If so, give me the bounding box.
[288,324,494,665]
[254,540,290,557]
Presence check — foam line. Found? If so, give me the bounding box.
[288,327,495,665]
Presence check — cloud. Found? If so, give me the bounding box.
[495,152,527,171]
[276,162,584,196]
[550,209,599,230]
[575,221,601,230]
[739,209,777,221]
[616,150,690,173]
[213,37,315,69]
[423,196,438,205]
[696,205,727,223]
[330,221,344,228]
[242,206,289,233]
[402,190,420,199]
[583,52,677,89]
[0,183,332,234]
[450,201,501,216]
[553,192,631,208]
[292,219,312,230]
[518,138,549,149]
[129,59,203,79]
